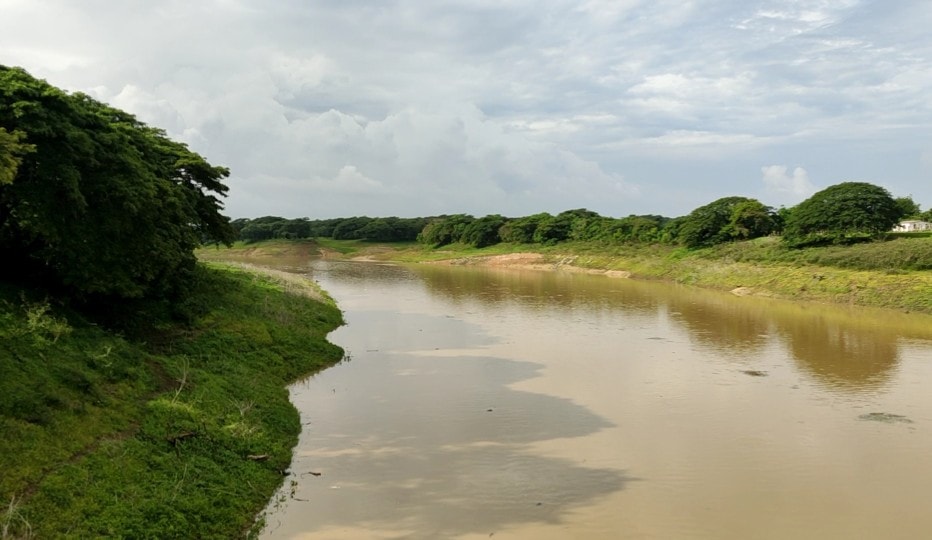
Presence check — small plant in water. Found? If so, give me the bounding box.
[858,412,914,424]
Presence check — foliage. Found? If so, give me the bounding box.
[678,196,775,248]
[0,66,234,300]
[235,215,428,243]
[783,182,902,247]
[498,213,550,243]
[357,216,430,242]
[700,234,932,272]
[0,127,33,186]
[416,214,475,246]
[724,199,777,240]
[894,196,921,219]
[0,265,344,538]
[597,214,671,244]
[460,214,507,247]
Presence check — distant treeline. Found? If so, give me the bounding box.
[232,208,711,248]
[233,183,928,250]
[232,215,432,243]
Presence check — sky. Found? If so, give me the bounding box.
[1,0,931,219]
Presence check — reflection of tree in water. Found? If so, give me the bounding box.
[773,314,900,392]
[411,264,664,318]
[317,260,914,395]
[665,293,771,354]
[658,285,906,391]
[311,259,420,287]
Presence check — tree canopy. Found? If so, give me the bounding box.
[894,196,921,219]
[0,127,32,185]
[782,182,902,246]
[0,66,234,299]
[678,196,776,248]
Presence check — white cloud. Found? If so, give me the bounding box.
[2,0,931,217]
[761,165,816,199]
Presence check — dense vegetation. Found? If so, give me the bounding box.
[232,215,430,243]
[1,67,345,537]
[231,183,927,253]
[0,265,344,537]
[0,66,234,304]
[783,182,904,247]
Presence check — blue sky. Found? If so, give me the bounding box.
[2,0,930,219]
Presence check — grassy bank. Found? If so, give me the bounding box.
[0,264,343,538]
[229,236,932,315]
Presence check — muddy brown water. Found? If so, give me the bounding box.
[251,257,932,539]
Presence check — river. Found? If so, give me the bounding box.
[256,258,932,539]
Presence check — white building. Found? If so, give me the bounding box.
[893,220,932,232]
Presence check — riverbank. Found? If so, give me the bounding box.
[0,263,344,538]
[206,237,932,315]
[416,244,932,314]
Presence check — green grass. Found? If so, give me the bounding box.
[313,237,418,255]
[697,235,932,271]
[0,264,344,538]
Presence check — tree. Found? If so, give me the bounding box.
[461,215,506,247]
[597,214,669,244]
[782,182,902,247]
[532,210,596,245]
[498,213,549,243]
[331,216,373,239]
[0,66,234,299]
[678,196,772,248]
[239,222,278,243]
[417,215,474,246]
[894,196,921,219]
[724,200,777,240]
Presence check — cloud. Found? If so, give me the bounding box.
[761,165,816,199]
[219,104,640,218]
[2,0,931,217]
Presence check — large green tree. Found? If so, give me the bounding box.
[460,214,507,247]
[498,213,550,243]
[782,182,902,246]
[678,196,775,248]
[0,66,234,299]
[724,199,777,240]
[894,196,921,219]
[417,214,475,246]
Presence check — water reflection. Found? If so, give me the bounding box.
[402,263,932,394]
[411,264,663,318]
[662,291,906,392]
[665,294,771,354]
[770,306,903,391]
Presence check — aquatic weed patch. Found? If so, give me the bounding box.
[858,412,914,424]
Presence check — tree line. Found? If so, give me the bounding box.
[234,184,927,250]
